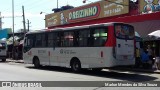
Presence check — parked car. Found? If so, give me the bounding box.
[0,39,7,62]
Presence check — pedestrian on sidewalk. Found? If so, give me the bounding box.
[135,47,141,68]
[155,55,160,70]
[147,46,154,65]
[141,49,152,69]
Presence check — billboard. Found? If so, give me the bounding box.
[0,29,8,39]
[45,0,129,27]
[140,0,160,13]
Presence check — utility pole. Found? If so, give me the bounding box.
[27,19,31,32]
[12,0,15,59]
[22,6,26,34]
[57,0,58,8]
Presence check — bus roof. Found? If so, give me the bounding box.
[26,22,127,35]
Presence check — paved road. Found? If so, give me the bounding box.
[0,60,160,90]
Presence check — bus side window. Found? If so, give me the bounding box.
[41,34,46,47]
[48,33,54,47]
[99,29,108,45]
[73,31,79,47]
[79,29,90,47]
[23,35,34,53]
[93,28,107,47]
[26,35,34,47]
[35,34,42,47]
[60,32,64,47]
[57,32,61,47]
[63,31,74,47]
[47,32,60,47]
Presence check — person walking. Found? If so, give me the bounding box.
[141,49,152,69]
[135,47,141,68]
[147,46,154,65]
[155,55,160,70]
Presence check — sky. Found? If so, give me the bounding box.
[0,0,99,32]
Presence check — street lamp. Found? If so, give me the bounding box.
[40,12,48,15]
[83,0,92,3]
[40,12,47,29]
[40,12,48,20]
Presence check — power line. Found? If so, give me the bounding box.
[11,0,48,12]
[25,0,54,12]
[14,0,43,11]
[14,0,49,11]
[15,0,30,6]
[0,16,22,18]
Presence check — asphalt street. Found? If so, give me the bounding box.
[0,60,160,90]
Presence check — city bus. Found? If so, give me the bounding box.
[0,39,7,62]
[23,22,135,72]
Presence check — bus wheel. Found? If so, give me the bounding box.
[2,59,6,62]
[33,57,40,68]
[71,60,81,72]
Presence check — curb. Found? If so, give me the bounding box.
[109,68,160,74]
[6,59,24,63]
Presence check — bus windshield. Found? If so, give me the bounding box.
[115,24,134,39]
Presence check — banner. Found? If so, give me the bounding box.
[1,81,160,87]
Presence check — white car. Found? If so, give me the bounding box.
[0,39,7,62]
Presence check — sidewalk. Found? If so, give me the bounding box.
[6,59,24,63]
[109,66,160,74]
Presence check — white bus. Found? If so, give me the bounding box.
[0,39,7,62]
[23,22,135,72]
